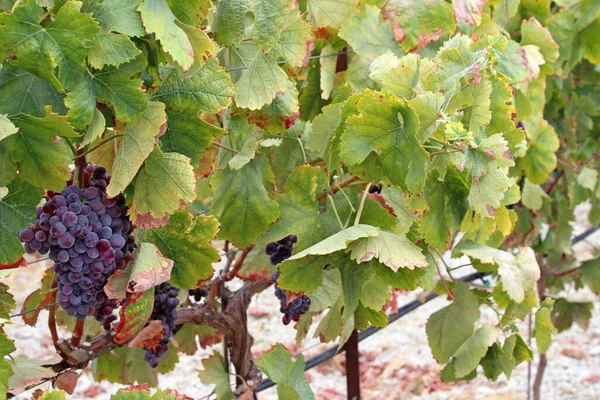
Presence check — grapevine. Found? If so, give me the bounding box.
[0,1,597,399]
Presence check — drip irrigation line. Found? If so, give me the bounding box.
[256,272,485,393]
[224,51,353,72]
[9,302,59,319]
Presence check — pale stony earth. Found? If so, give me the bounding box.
[4,206,600,400]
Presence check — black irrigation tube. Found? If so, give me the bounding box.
[256,272,485,393]
[256,224,600,393]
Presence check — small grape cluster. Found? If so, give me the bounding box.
[265,235,297,265]
[144,283,180,368]
[368,183,383,194]
[189,288,208,302]
[18,165,134,327]
[274,287,311,325]
[266,235,311,325]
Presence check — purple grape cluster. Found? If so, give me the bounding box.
[189,288,208,302]
[144,283,180,368]
[266,235,311,324]
[274,287,311,325]
[368,183,383,194]
[265,235,297,265]
[18,165,134,325]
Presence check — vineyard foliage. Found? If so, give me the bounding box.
[0,0,599,398]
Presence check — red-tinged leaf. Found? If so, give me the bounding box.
[105,242,174,300]
[366,193,397,217]
[0,257,27,270]
[120,383,151,392]
[54,371,79,394]
[114,290,154,344]
[21,268,56,326]
[128,320,164,349]
[165,389,194,400]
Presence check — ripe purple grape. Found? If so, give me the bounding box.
[17,164,136,322]
[143,283,180,368]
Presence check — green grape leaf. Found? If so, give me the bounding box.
[214,0,291,50]
[533,298,556,354]
[314,300,343,342]
[298,58,324,120]
[339,5,401,62]
[271,11,313,68]
[246,79,299,134]
[319,44,336,100]
[519,119,559,184]
[20,268,54,326]
[309,268,342,312]
[577,167,598,191]
[92,347,158,387]
[338,260,374,320]
[255,344,314,400]
[174,324,222,355]
[176,21,215,69]
[37,390,66,400]
[167,0,212,28]
[579,258,600,294]
[581,18,600,64]
[279,251,345,294]
[359,272,390,311]
[107,102,167,197]
[452,326,499,378]
[8,355,61,395]
[0,282,15,320]
[422,169,469,249]
[551,298,593,333]
[305,102,342,159]
[489,77,516,135]
[262,165,340,252]
[80,108,106,148]
[346,231,428,271]
[287,225,380,261]
[495,39,543,84]
[114,289,154,344]
[0,64,67,117]
[306,0,357,28]
[454,0,486,25]
[161,109,226,167]
[138,0,194,70]
[0,109,77,190]
[151,58,233,113]
[217,113,258,168]
[520,18,559,65]
[145,212,220,289]
[341,91,428,193]
[456,242,540,303]
[269,121,311,180]
[426,281,480,363]
[410,92,444,141]
[467,163,512,218]
[0,0,100,90]
[65,55,148,128]
[384,0,456,51]
[427,34,487,92]
[198,352,234,400]
[82,0,145,37]
[210,159,279,248]
[88,31,142,69]
[105,242,174,299]
[521,178,549,211]
[88,130,121,174]
[129,147,197,228]
[0,115,17,142]
[234,52,288,110]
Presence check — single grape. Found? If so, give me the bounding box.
[18,228,35,242]
[58,232,75,249]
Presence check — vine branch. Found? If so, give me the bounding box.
[318,175,360,200]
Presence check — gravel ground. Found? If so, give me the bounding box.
[4,206,600,400]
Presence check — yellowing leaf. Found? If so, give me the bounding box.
[145,212,220,289]
[307,0,357,28]
[533,298,556,354]
[129,147,197,228]
[198,352,234,400]
[138,0,194,70]
[340,90,429,194]
[107,102,167,197]
[105,242,174,299]
[346,231,428,271]
[114,289,154,344]
[287,225,380,261]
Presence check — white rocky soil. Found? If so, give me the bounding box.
[5,206,600,400]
